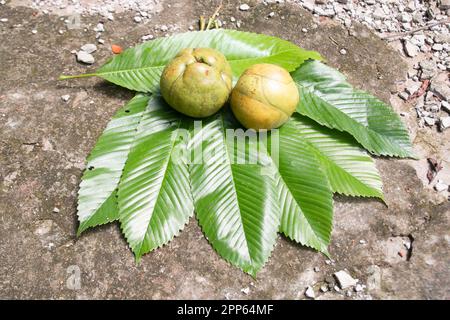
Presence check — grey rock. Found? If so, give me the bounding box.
[430,80,450,101]
[424,116,436,126]
[432,43,443,51]
[61,94,70,102]
[398,91,409,101]
[441,101,450,114]
[439,0,450,10]
[366,265,382,292]
[76,51,95,64]
[239,4,250,11]
[354,284,365,292]
[405,82,421,95]
[419,60,437,80]
[372,8,385,20]
[400,12,412,23]
[334,270,358,289]
[433,33,450,44]
[80,43,97,54]
[93,23,104,32]
[304,286,315,299]
[133,16,142,23]
[439,117,450,131]
[403,40,419,57]
[410,34,426,47]
[434,180,449,192]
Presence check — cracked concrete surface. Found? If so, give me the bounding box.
[0,0,449,299]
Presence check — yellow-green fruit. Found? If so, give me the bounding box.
[160,48,233,118]
[230,63,299,130]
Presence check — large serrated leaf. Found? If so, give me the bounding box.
[117,96,193,261]
[290,114,383,199]
[77,94,150,235]
[292,60,414,158]
[189,112,280,277]
[62,30,322,93]
[272,121,334,254]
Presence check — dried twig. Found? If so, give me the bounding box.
[206,2,223,30]
[199,15,206,31]
[381,18,450,42]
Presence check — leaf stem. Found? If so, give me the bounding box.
[59,73,98,80]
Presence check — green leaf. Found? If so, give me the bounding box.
[292,60,414,158]
[77,94,150,235]
[290,114,383,199]
[189,112,280,277]
[271,121,334,254]
[117,96,193,261]
[61,30,322,93]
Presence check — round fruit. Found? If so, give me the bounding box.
[230,63,299,130]
[160,48,233,118]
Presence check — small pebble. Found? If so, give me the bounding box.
[93,23,105,32]
[160,25,168,32]
[334,270,358,289]
[304,286,315,299]
[52,207,60,213]
[241,287,250,295]
[434,180,448,192]
[77,51,95,64]
[340,48,347,55]
[80,43,97,54]
[0,18,8,22]
[320,285,328,292]
[301,28,308,33]
[268,12,275,18]
[61,95,70,102]
[398,91,409,101]
[31,29,37,34]
[142,34,154,41]
[359,239,366,244]
[134,16,142,23]
[239,4,250,11]
[354,284,365,292]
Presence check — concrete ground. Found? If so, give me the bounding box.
[0,0,449,299]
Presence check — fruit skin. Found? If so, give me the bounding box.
[160,48,233,118]
[230,63,299,130]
